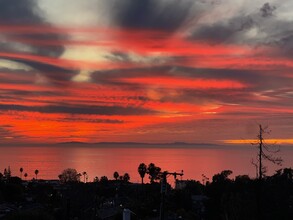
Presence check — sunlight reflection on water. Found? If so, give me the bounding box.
[0,144,292,183]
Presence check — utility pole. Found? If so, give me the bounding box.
[202,174,209,185]
[159,170,184,220]
[258,124,263,180]
[257,125,264,220]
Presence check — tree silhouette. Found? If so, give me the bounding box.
[147,163,161,183]
[138,163,147,184]
[273,168,293,182]
[212,170,233,183]
[250,125,283,220]
[20,167,23,179]
[77,173,82,182]
[35,169,39,180]
[123,173,130,183]
[82,171,87,183]
[4,166,11,179]
[113,171,119,181]
[93,176,99,182]
[252,124,282,180]
[58,168,80,183]
[100,176,108,184]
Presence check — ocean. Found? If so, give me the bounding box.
[0,144,292,184]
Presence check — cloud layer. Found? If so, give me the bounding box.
[1,0,293,144]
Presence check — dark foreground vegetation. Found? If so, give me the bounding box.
[0,165,293,220]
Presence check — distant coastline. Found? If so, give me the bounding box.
[0,141,224,148]
[2,141,293,149]
[57,141,227,149]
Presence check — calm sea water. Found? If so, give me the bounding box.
[0,144,292,183]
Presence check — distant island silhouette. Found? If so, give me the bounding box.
[52,141,231,150]
[58,141,223,147]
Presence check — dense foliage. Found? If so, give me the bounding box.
[0,167,292,219]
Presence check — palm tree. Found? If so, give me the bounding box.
[147,163,161,183]
[138,163,147,184]
[82,171,87,183]
[24,173,28,180]
[35,169,39,180]
[20,167,23,179]
[113,171,119,181]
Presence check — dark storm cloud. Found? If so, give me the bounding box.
[0,0,42,25]
[10,59,75,81]
[0,104,158,116]
[0,0,73,81]
[112,0,195,31]
[19,33,66,58]
[91,65,263,86]
[90,67,159,84]
[170,66,260,82]
[92,65,293,90]
[90,65,293,107]
[267,33,293,59]
[188,15,254,43]
[1,89,63,98]
[183,1,293,68]
[190,24,235,43]
[168,66,293,103]
[0,67,72,91]
[187,1,290,50]
[260,2,276,17]
[0,57,75,84]
[0,76,32,85]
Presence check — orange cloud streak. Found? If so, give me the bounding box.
[118,77,248,89]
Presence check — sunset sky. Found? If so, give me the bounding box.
[1,0,293,145]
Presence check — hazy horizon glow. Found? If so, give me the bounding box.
[1,0,293,144]
[224,139,293,145]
